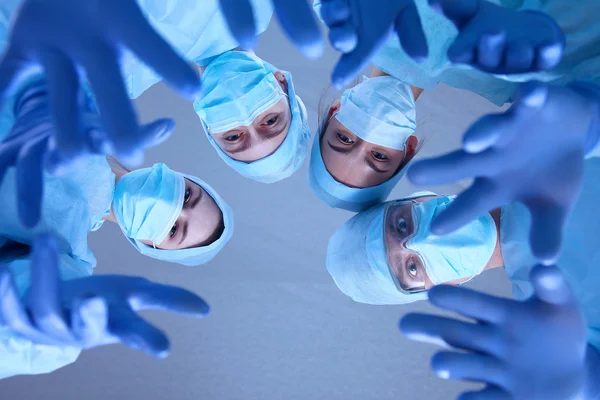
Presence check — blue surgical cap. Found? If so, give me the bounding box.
[124,174,234,266]
[326,191,437,305]
[195,52,310,184]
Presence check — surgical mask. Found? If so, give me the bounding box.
[113,163,185,245]
[404,197,497,285]
[194,51,285,134]
[336,75,416,150]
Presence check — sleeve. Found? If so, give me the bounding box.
[0,252,92,380]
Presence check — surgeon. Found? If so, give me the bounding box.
[0,234,211,379]
[121,0,311,184]
[308,68,422,212]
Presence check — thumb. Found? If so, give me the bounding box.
[526,202,566,265]
[530,264,574,305]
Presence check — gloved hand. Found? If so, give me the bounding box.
[0,0,200,165]
[219,0,324,59]
[0,81,175,228]
[400,264,591,400]
[318,0,428,88]
[0,234,210,357]
[408,81,600,263]
[429,0,564,74]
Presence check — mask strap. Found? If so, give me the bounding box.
[152,242,156,249]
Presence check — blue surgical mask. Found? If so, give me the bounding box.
[113,163,185,245]
[406,196,498,284]
[194,51,284,134]
[336,75,417,150]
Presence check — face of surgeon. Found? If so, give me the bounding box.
[210,71,292,163]
[320,100,418,188]
[142,179,223,250]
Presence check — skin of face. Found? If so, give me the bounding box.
[320,100,418,188]
[209,71,292,163]
[141,178,222,250]
[384,196,500,292]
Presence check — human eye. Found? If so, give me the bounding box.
[372,151,389,161]
[169,223,178,238]
[396,216,408,236]
[263,115,279,126]
[225,133,242,142]
[336,132,353,144]
[184,188,192,203]
[406,258,418,278]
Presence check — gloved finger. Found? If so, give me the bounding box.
[431,351,507,387]
[71,295,111,349]
[136,119,176,150]
[16,135,47,228]
[526,202,566,264]
[407,150,498,186]
[272,0,324,59]
[400,313,501,356]
[0,266,36,335]
[458,386,510,400]
[129,282,210,317]
[504,40,535,73]
[529,264,575,306]
[108,307,170,358]
[40,51,84,161]
[431,178,505,235]
[320,0,352,26]
[513,81,549,111]
[81,45,143,166]
[0,141,19,188]
[428,0,479,29]
[44,135,91,177]
[332,48,372,89]
[0,46,25,101]
[29,233,74,342]
[329,23,359,54]
[535,41,563,71]
[462,111,518,153]
[110,1,201,100]
[395,2,428,62]
[219,0,258,50]
[427,285,510,324]
[476,31,506,72]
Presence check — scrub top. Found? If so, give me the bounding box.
[368,0,600,107]
[501,154,600,352]
[123,0,274,99]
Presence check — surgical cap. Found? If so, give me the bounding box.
[124,174,234,266]
[326,191,437,305]
[195,52,310,183]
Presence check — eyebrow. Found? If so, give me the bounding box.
[326,140,353,154]
[365,158,390,174]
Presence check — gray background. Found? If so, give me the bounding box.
[1,20,513,400]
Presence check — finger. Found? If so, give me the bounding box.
[129,283,210,317]
[462,111,518,153]
[109,1,201,99]
[219,0,258,50]
[71,295,110,349]
[272,0,324,59]
[400,313,500,356]
[431,351,507,387]
[29,234,73,342]
[431,178,505,235]
[458,386,510,400]
[329,22,359,54]
[80,45,143,165]
[136,119,176,150]
[525,202,567,264]
[0,266,36,335]
[535,41,563,71]
[504,40,535,73]
[16,136,48,228]
[529,264,575,305]
[513,81,550,111]
[320,0,352,26]
[427,285,510,324]
[0,141,19,188]
[39,51,84,162]
[108,307,170,358]
[0,46,26,101]
[429,0,479,29]
[476,31,506,72]
[395,2,428,62]
[407,150,498,186]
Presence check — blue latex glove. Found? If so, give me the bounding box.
[0,0,200,165]
[400,264,598,400]
[428,0,565,74]
[219,0,324,59]
[0,81,175,228]
[408,81,600,263]
[319,0,428,88]
[0,234,210,358]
